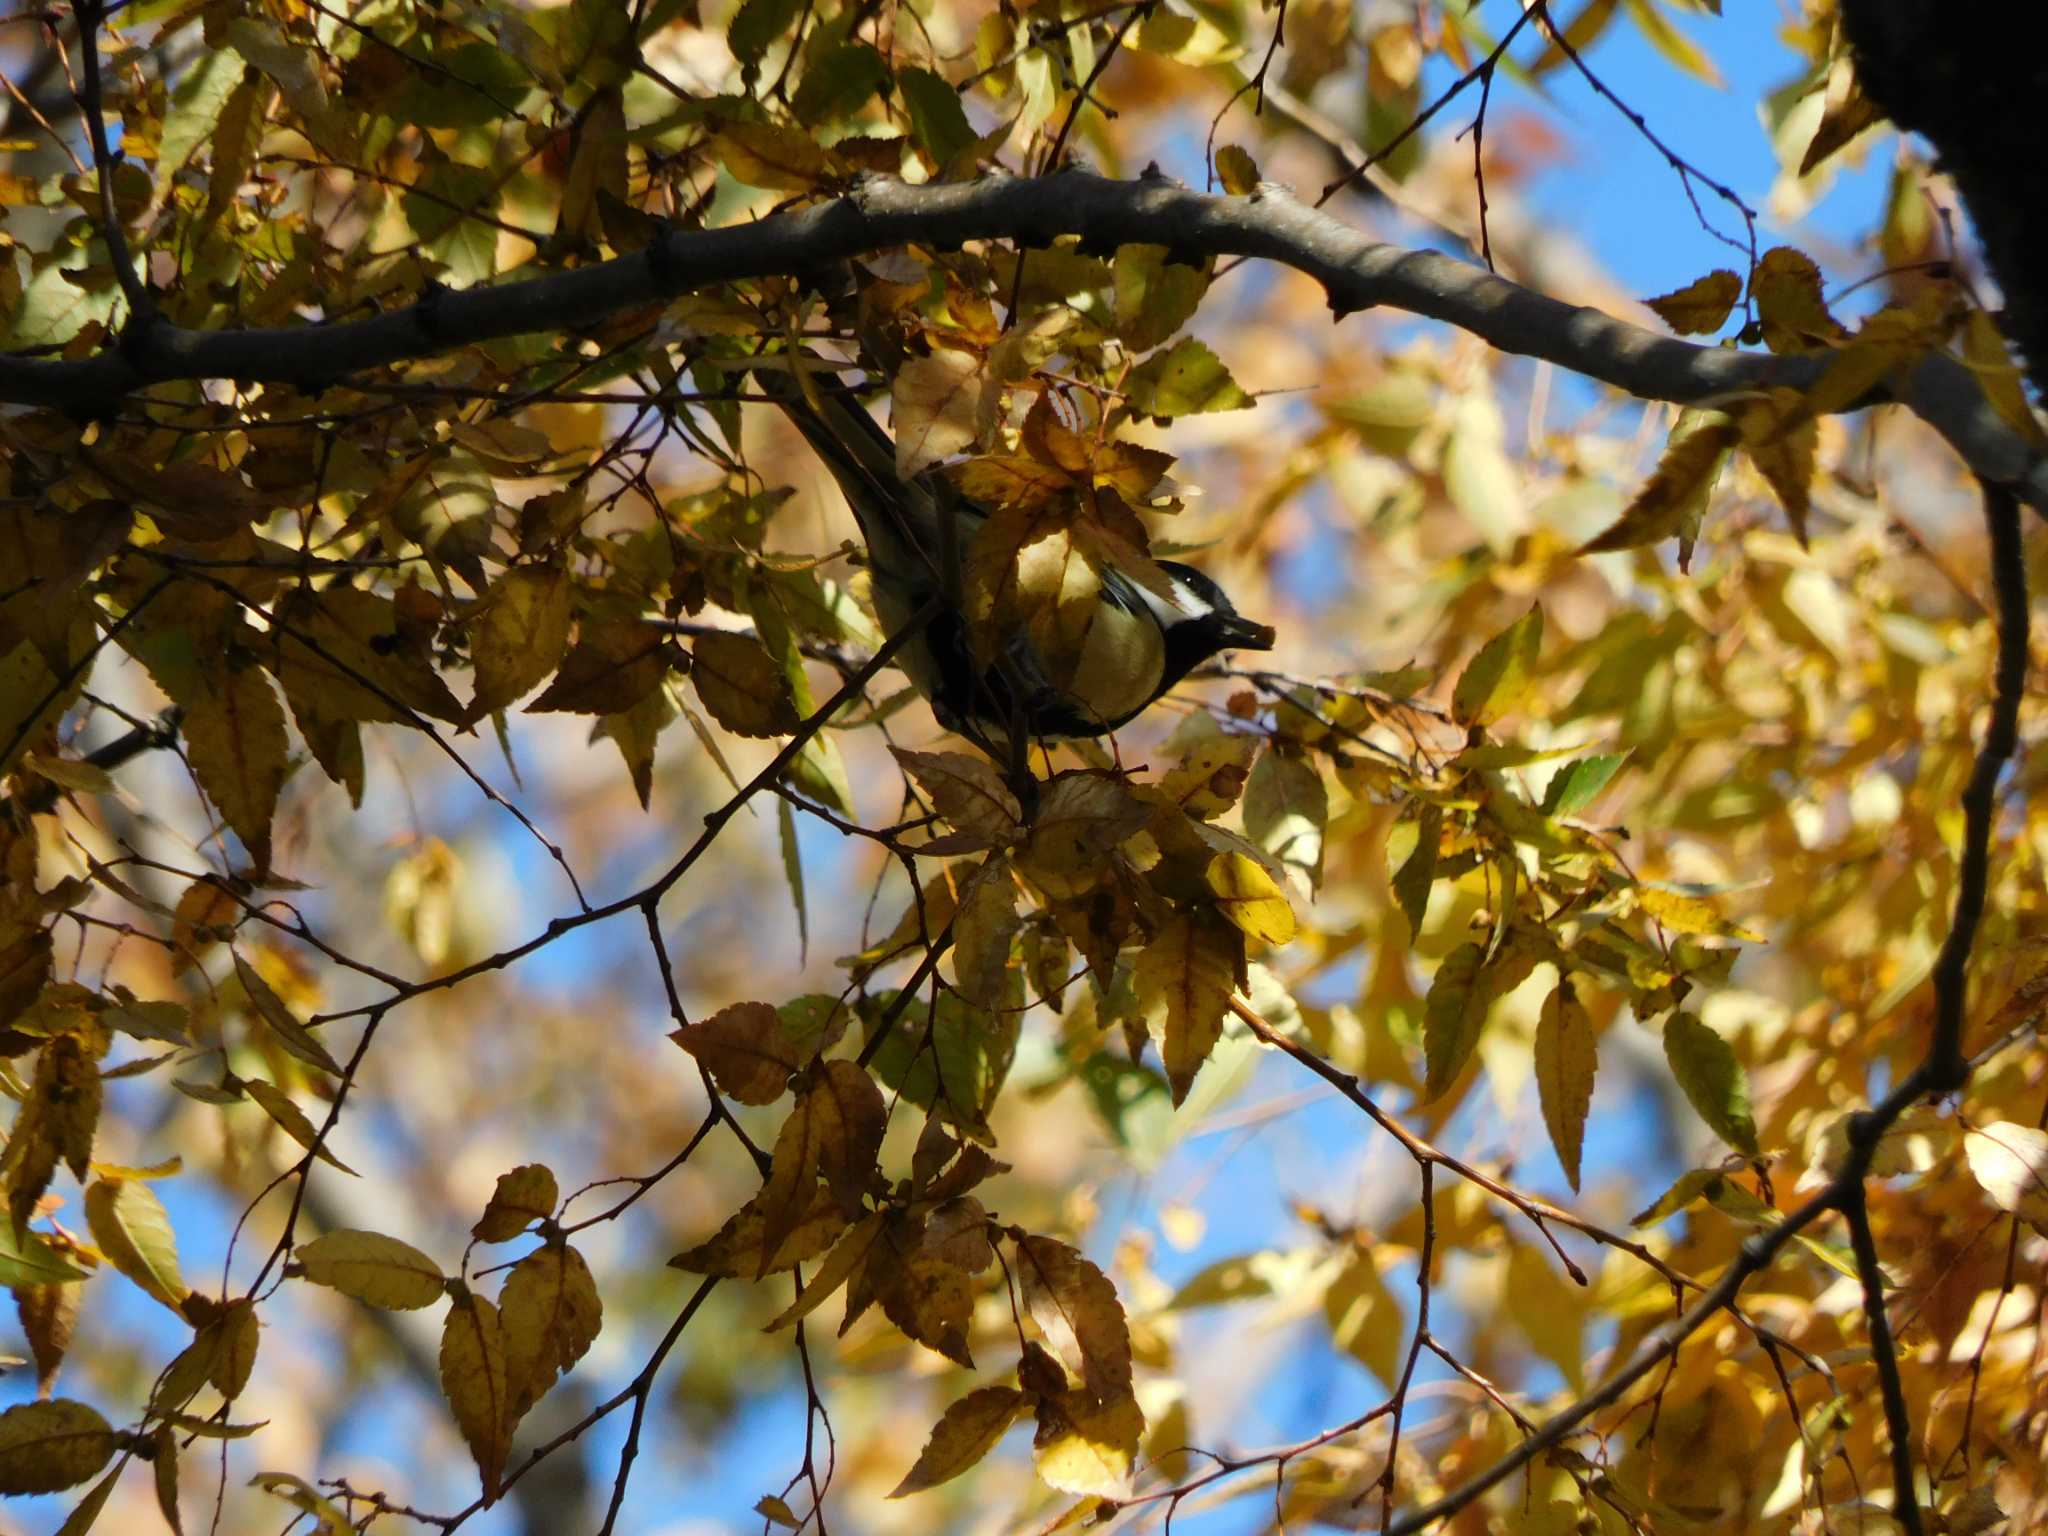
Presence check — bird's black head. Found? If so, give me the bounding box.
[1154,560,1276,690]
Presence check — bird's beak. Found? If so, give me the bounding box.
[1220,615,1277,651]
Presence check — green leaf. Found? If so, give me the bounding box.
[1124,338,1251,419]
[1452,606,1543,726]
[0,1222,90,1287]
[1534,982,1597,1191]
[1541,751,1630,818]
[862,990,1019,1142]
[1391,803,1442,937]
[897,68,974,169]
[1422,942,1487,1099]
[1662,1013,1759,1155]
[792,42,891,125]
[729,0,804,76]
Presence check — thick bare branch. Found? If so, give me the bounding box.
[8,172,2044,515]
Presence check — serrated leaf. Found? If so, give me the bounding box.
[472,1164,559,1243]
[242,1079,356,1175]
[84,1177,187,1313]
[1662,1013,1759,1155]
[295,1229,446,1309]
[691,631,801,738]
[1016,1235,1133,1402]
[1644,269,1741,335]
[1630,1167,1725,1227]
[234,952,341,1076]
[669,1183,849,1276]
[952,856,1022,1009]
[1124,337,1250,418]
[1751,246,1843,355]
[764,1211,884,1331]
[671,1001,805,1105]
[899,67,975,168]
[1535,982,1597,1191]
[1031,1386,1143,1496]
[1451,606,1543,726]
[441,1290,511,1500]
[891,1384,1031,1497]
[1134,913,1239,1105]
[893,748,1023,841]
[1541,752,1629,817]
[1580,408,1736,562]
[469,567,572,719]
[180,659,289,868]
[893,350,993,476]
[1422,942,1489,1100]
[1205,853,1297,947]
[863,990,1019,1141]
[0,1399,116,1495]
[500,1240,603,1425]
[713,119,829,190]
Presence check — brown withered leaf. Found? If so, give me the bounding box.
[271,586,464,725]
[924,1196,995,1273]
[472,1163,559,1243]
[1734,387,1819,541]
[892,749,1023,843]
[892,349,995,476]
[440,1290,512,1502]
[1014,1235,1133,1403]
[0,1397,118,1496]
[499,1240,602,1426]
[671,1001,805,1106]
[180,652,289,868]
[1019,773,1152,900]
[5,1032,104,1235]
[1535,981,1597,1193]
[691,631,800,738]
[526,619,672,715]
[889,1384,1030,1497]
[467,566,572,720]
[874,1243,976,1367]
[951,856,1022,1010]
[669,1183,849,1277]
[1134,912,1240,1105]
[13,1274,81,1397]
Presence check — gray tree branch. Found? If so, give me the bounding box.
[7,171,2045,516]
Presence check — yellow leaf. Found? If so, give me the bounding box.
[500,1240,603,1426]
[891,1384,1031,1497]
[1134,912,1239,1104]
[1636,885,1762,942]
[440,1290,512,1501]
[1205,853,1297,946]
[1322,1248,1406,1387]
[7,1032,103,1232]
[1534,983,1597,1192]
[1750,246,1843,355]
[294,1229,446,1309]
[243,1079,357,1175]
[1018,773,1152,899]
[892,350,993,477]
[84,1178,188,1313]
[1157,734,1259,821]
[1643,269,1741,335]
[468,567,572,719]
[1580,409,1735,560]
[763,1211,885,1331]
[471,1164,560,1244]
[712,119,829,191]
[1214,144,1261,194]
[671,1001,805,1106]
[952,855,1022,1010]
[874,1244,977,1366]
[1960,308,2047,448]
[1963,1122,2048,1234]
[234,951,341,1077]
[1031,1386,1144,1496]
[208,1300,261,1401]
[1734,388,1819,540]
[691,631,800,738]
[1451,605,1543,727]
[1422,942,1488,1100]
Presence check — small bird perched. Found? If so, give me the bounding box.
[752,357,1275,749]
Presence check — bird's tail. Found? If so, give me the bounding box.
[749,357,946,588]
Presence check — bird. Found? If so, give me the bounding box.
[751,356,1276,750]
